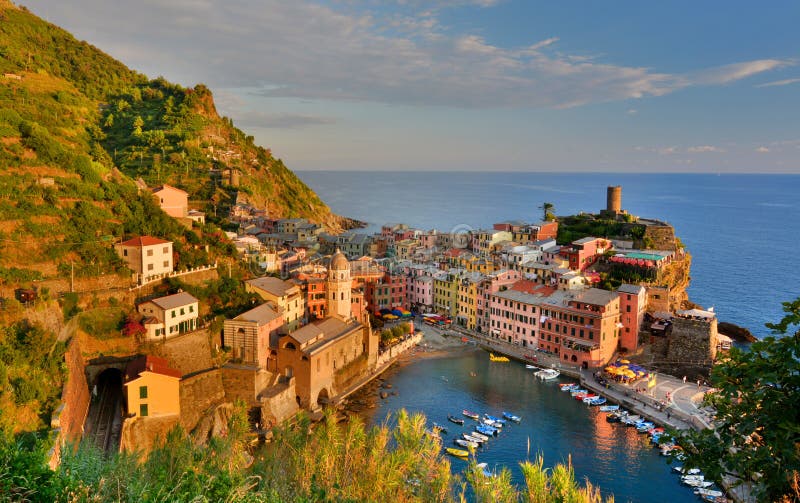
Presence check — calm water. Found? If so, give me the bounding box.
[368,350,695,503]
[299,171,800,337]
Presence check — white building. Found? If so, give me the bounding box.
[115,236,174,285]
[138,291,199,340]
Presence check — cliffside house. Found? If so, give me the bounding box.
[152,184,188,218]
[246,277,306,331]
[137,291,199,340]
[124,355,181,418]
[223,302,284,369]
[115,236,174,285]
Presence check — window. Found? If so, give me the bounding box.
[163,247,169,254]
[147,263,154,271]
[189,305,194,313]
[139,386,148,399]
[163,261,169,267]
[180,308,185,315]
[147,249,153,257]
[123,249,128,257]
[626,305,631,313]
[140,404,149,417]
[172,310,176,318]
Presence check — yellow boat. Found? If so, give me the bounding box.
[489,353,509,362]
[446,447,469,458]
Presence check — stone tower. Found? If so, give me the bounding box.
[328,248,352,320]
[607,185,622,214]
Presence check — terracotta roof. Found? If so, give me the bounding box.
[125,355,181,381]
[119,236,171,247]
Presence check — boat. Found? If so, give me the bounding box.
[570,388,588,396]
[588,397,607,406]
[445,447,469,458]
[694,488,724,498]
[463,433,484,445]
[673,466,701,475]
[454,438,478,449]
[432,422,448,435]
[484,414,507,425]
[470,431,489,442]
[559,382,577,389]
[636,422,655,433]
[462,410,480,420]
[580,394,598,403]
[683,478,713,489]
[525,364,537,369]
[560,384,579,392]
[489,353,510,362]
[535,368,560,380]
[598,404,619,412]
[448,415,465,425]
[482,419,503,429]
[502,412,522,422]
[476,462,495,478]
[475,424,498,436]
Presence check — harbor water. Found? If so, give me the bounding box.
[364,349,697,503]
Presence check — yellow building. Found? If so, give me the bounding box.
[123,355,181,418]
[394,239,419,260]
[433,270,461,317]
[456,273,483,330]
[246,276,306,331]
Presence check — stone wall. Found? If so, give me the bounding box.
[221,364,275,406]
[119,415,180,456]
[151,329,214,376]
[48,338,91,469]
[332,353,368,392]
[179,368,225,432]
[667,316,718,366]
[259,377,300,428]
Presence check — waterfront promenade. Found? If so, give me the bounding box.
[434,323,714,432]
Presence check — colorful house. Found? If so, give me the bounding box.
[246,277,305,331]
[115,236,174,285]
[617,284,647,353]
[152,184,188,218]
[124,355,181,418]
[223,302,284,368]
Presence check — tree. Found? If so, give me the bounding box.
[678,298,800,502]
[540,202,555,221]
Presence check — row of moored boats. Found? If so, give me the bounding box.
[558,382,608,406]
[431,409,522,466]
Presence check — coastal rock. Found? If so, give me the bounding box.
[379,391,388,399]
[718,321,757,343]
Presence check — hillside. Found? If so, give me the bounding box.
[0,0,350,284]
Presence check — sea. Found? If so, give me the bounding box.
[298,171,800,338]
[296,171,800,502]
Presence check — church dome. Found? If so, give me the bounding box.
[330,248,349,271]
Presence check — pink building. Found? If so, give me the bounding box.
[489,288,550,348]
[559,237,610,271]
[476,269,521,334]
[410,276,434,311]
[617,284,647,353]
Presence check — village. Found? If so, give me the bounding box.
[51,184,729,460]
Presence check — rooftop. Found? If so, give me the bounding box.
[119,236,171,247]
[247,276,299,297]
[146,291,198,310]
[125,355,181,381]
[618,283,646,295]
[575,288,618,307]
[233,302,282,325]
[286,317,360,352]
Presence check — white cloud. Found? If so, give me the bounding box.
[756,77,800,88]
[687,145,725,153]
[21,1,794,109]
[756,146,770,153]
[626,109,638,115]
[659,146,679,155]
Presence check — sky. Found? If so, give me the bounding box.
[23,0,800,173]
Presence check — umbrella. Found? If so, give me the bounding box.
[620,359,630,364]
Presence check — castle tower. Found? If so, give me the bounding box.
[328,248,352,320]
[607,186,622,214]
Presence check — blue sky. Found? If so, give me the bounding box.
[25,0,800,172]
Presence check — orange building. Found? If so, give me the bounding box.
[152,184,188,218]
[123,355,181,418]
[223,302,284,368]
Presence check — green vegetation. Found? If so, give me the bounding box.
[0,1,342,285]
[678,297,800,502]
[556,214,640,246]
[380,321,412,344]
[0,407,615,502]
[0,321,65,437]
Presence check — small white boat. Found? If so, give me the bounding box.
[463,433,484,445]
[535,368,560,380]
[673,466,701,475]
[470,431,489,441]
[695,488,724,498]
[454,438,478,449]
[598,404,619,412]
[525,364,537,369]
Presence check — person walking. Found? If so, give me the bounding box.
[682,375,687,384]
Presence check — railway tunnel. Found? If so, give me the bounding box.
[83,367,124,453]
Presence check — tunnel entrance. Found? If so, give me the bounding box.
[83,368,123,453]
